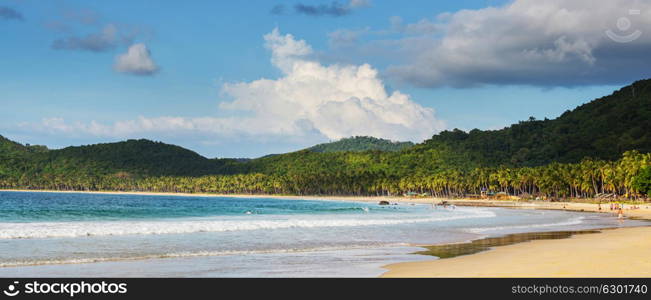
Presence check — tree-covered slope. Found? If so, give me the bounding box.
[416,79,651,167]
[0,139,240,182]
[34,139,222,177]
[1,79,650,195]
[0,135,28,179]
[234,79,651,177]
[0,135,26,156]
[307,136,414,153]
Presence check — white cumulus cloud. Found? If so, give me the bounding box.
[24,29,444,148]
[220,28,444,141]
[114,43,159,76]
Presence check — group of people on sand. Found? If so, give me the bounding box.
[612,203,625,219]
[597,203,626,219]
[608,203,642,210]
[606,202,644,219]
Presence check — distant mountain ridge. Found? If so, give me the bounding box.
[0,135,416,180]
[415,79,651,166]
[40,139,220,176]
[307,136,414,153]
[0,138,241,179]
[1,78,650,190]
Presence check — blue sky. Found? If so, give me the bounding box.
[2,0,649,157]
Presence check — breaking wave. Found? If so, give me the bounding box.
[0,210,496,239]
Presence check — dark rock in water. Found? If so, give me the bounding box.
[379,200,390,205]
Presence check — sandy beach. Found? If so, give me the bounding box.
[3,189,651,277]
[3,189,649,206]
[381,200,651,278]
[382,226,651,277]
[0,189,438,204]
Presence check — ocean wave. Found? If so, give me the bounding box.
[0,243,412,267]
[0,210,496,239]
[464,216,585,234]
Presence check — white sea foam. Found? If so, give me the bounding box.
[0,243,412,267]
[0,209,496,239]
[464,216,585,234]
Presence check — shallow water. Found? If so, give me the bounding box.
[415,230,601,259]
[0,191,645,277]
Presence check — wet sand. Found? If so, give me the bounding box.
[381,226,651,277]
[380,199,651,278]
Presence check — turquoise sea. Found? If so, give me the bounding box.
[0,191,644,277]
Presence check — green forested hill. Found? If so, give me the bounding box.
[308,136,413,153]
[31,139,225,177]
[1,79,650,197]
[0,138,240,181]
[416,79,651,167]
[0,135,27,155]
[238,79,651,175]
[0,136,28,180]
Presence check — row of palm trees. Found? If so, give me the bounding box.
[2,151,650,200]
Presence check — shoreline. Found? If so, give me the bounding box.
[3,188,651,277]
[381,226,651,277]
[0,188,434,204]
[380,200,651,278]
[3,188,650,218]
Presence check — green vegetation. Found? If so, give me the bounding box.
[1,79,650,200]
[308,136,413,153]
[633,167,651,196]
[2,146,648,199]
[0,138,241,188]
[417,79,651,166]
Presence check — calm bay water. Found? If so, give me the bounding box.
[0,191,644,277]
